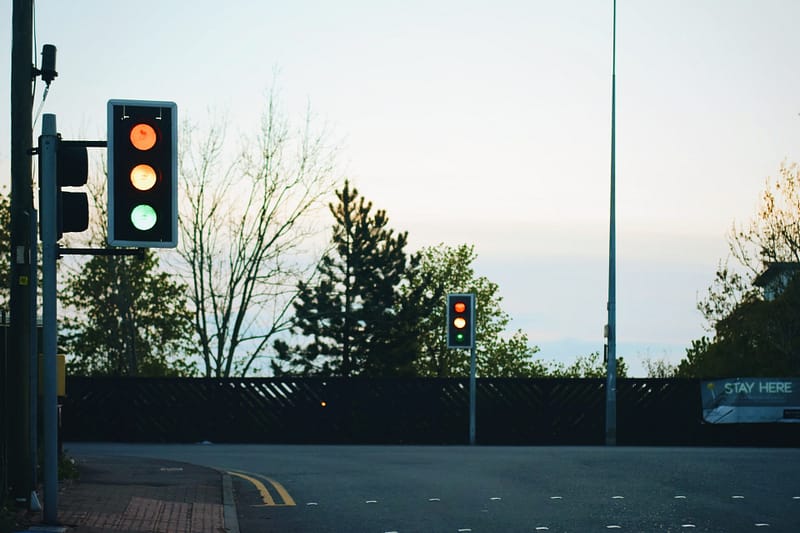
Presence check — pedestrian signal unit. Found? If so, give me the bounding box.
[447,293,475,349]
[107,99,177,248]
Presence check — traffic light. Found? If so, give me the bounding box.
[107,99,177,248]
[55,141,89,239]
[447,293,475,349]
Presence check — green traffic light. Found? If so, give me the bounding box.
[131,204,157,231]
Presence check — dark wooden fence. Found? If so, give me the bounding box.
[61,377,800,446]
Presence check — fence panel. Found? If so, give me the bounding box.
[61,377,800,446]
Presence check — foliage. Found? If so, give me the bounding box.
[410,243,544,377]
[178,90,336,377]
[59,453,80,481]
[0,189,9,309]
[273,180,434,376]
[641,355,679,378]
[60,251,196,376]
[679,276,800,378]
[548,351,628,378]
[684,161,800,377]
[698,161,800,327]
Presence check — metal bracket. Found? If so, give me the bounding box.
[57,246,145,259]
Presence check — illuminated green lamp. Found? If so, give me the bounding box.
[131,204,157,231]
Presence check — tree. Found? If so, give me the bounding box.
[273,180,431,376]
[679,276,800,377]
[0,189,9,309]
[641,354,679,378]
[698,161,800,326]
[61,252,196,376]
[178,91,337,377]
[683,161,800,377]
[59,168,195,377]
[410,243,545,377]
[548,351,628,378]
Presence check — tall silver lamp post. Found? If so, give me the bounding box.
[605,0,618,446]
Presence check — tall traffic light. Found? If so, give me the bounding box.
[107,99,177,248]
[447,293,475,349]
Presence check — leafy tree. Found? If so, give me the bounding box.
[683,161,800,377]
[178,90,336,377]
[548,351,628,378]
[273,180,431,376]
[641,354,679,378]
[698,161,800,326]
[61,252,196,376]
[59,166,195,376]
[410,243,545,377]
[679,275,800,377]
[0,189,9,309]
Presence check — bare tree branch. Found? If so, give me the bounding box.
[178,92,337,377]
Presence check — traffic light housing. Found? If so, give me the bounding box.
[107,99,177,248]
[447,293,475,349]
[55,140,89,239]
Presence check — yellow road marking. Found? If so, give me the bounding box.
[227,470,296,507]
[228,471,276,505]
[263,476,296,506]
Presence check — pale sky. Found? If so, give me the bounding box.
[2,1,799,375]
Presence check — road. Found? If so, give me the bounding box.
[66,443,800,532]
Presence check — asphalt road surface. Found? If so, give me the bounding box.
[67,443,800,532]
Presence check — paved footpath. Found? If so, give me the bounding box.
[23,455,236,533]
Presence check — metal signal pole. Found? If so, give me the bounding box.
[39,114,60,523]
[605,0,618,446]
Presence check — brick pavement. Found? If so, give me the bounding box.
[30,455,229,533]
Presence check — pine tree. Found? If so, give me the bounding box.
[273,180,429,376]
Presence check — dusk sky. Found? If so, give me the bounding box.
[2,1,799,375]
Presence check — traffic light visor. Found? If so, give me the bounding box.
[130,123,157,150]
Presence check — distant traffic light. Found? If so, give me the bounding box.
[54,140,89,239]
[447,293,475,349]
[107,99,177,248]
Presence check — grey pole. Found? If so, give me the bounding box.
[40,113,59,523]
[605,0,618,446]
[469,343,477,445]
[468,295,477,445]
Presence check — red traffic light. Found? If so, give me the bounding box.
[130,123,157,150]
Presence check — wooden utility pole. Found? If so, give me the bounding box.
[9,0,35,506]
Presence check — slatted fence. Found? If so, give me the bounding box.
[61,377,800,446]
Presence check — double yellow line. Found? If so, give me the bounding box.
[228,470,296,507]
